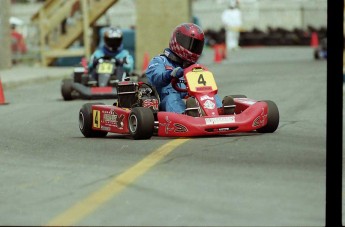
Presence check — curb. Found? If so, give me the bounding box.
[2,74,69,89]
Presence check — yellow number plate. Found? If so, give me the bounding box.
[92,110,101,128]
[186,70,217,92]
[96,62,114,74]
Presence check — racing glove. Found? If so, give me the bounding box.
[162,66,184,83]
[170,67,184,78]
[115,57,127,66]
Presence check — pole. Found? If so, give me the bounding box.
[0,0,12,69]
[81,0,91,59]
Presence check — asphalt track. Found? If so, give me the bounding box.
[0,47,326,226]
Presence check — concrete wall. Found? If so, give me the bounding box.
[135,0,191,72]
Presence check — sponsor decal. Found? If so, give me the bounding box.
[252,116,261,127]
[116,115,124,129]
[102,109,124,129]
[205,116,235,125]
[174,123,188,133]
[159,116,188,134]
[143,99,159,110]
[217,128,230,131]
[192,68,203,72]
[252,108,267,127]
[200,95,214,101]
[101,126,111,131]
[203,100,216,109]
[159,116,174,134]
[103,113,117,122]
[196,86,212,91]
[93,110,101,128]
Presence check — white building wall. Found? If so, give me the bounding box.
[192,0,327,31]
[11,0,327,31]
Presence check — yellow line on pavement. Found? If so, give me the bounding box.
[45,138,190,226]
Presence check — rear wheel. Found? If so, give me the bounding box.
[128,107,154,140]
[61,78,73,101]
[256,100,279,133]
[79,103,108,137]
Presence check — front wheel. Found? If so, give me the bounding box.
[128,107,154,140]
[79,103,108,138]
[256,100,279,133]
[61,78,73,101]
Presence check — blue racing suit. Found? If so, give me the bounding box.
[145,48,222,113]
[88,44,134,76]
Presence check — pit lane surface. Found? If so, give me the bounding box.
[0,47,326,226]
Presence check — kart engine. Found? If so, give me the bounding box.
[116,82,159,112]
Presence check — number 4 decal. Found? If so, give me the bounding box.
[198,74,206,86]
[93,110,101,128]
[95,111,99,125]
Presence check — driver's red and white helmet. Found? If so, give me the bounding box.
[169,23,205,64]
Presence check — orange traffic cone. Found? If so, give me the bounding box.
[0,77,8,105]
[142,52,150,73]
[310,32,319,47]
[213,44,222,63]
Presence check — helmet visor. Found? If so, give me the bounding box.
[105,37,122,50]
[176,33,204,55]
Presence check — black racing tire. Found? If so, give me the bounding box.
[128,107,154,140]
[222,96,235,115]
[227,94,247,98]
[256,100,279,133]
[185,97,200,117]
[79,103,108,138]
[61,78,73,101]
[314,50,320,60]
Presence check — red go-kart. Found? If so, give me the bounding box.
[78,64,279,139]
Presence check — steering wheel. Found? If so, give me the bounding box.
[171,77,188,93]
